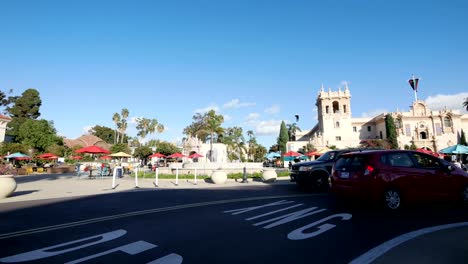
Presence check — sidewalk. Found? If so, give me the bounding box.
[0,173,294,203]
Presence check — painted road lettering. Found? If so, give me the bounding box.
[0,229,183,264]
[288,213,352,240]
[224,200,352,240]
[0,229,127,263]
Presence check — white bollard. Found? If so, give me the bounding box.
[175,167,179,186]
[135,167,139,188]
[112,168,117,189]
[194,168,197,185]
[155,167,159,187]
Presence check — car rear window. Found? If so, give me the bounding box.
[335,155,368,171]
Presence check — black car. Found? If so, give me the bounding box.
[290,149,359,189]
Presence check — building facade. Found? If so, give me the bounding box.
[288,86,468,152]
[0,114,12,143]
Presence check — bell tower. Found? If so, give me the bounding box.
[315,83,352,147]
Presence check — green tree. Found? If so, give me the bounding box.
[183,113,208,142]
[0,142,29,155]
[254,145,267,162]
[278,121,289,153]
[112,112,121,144]
[17,119,62,152]
[0,89,14,114]
[247,130,256,161]
[119,108,129,143]
[6,88,42,140]
[46,144,69,157]
[286,123,302,141]
[133,145,152,161]
[302,143,314,153]
[155,141,180,156]
[222,126,246,161]
[110,143,131,154]
[183,110,224,161]
[136,117,165,144]
[385,114,399,149]
[204,110,224,161]
[460,129,467,146]
[89,125,115,144]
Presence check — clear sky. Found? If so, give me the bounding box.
[1,0,467,148]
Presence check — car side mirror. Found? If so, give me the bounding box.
[447,165,455,171]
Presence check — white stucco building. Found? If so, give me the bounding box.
[288,85,468,152]
[0,114,12,143]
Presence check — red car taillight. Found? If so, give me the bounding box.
[364,165,374,176]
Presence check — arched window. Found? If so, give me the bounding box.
[332,101,340,113]
[335,121,340,128]
[325,106,329,114]
[343,105,347,113]
[443,117,452,127]
[420,131,427,139]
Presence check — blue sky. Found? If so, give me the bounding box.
[1,0,467,148]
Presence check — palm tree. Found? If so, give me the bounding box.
[223,127,246,161]
[112,112,121,144]
[463,97,468,111]
[247,130,256,161]
[204,110,224,161]
[136,117,165,145]
[286,123,302,141]
[119,108,129,143]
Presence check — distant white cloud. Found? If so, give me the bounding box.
[265,104,280,114]
[83,125,94,134]
[194,104,220,114]
[246,112,260,123]
[361,109,388,118]
[223,99,256,109]
[254,120,283,136]
[425,93,468,113]
[223,115,233,122]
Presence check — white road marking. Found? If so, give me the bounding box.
[146,253,183,264]
[0,194,322,240]
[349,222,468,264]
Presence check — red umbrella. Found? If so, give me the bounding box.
[71,156,82,160]
[101,155,112,160]
[37,153,55,159]
[189,153,204,159]
[416,148,439,157]
[167,153,187,158]
[45,155,59,160]
[305,151,322,157]
[283,151,302,157]
[149,152,166,158]
[75,145,111,154]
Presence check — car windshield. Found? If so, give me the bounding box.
[316,151,337,161]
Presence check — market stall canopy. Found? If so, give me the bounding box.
[37,153,56,159]
[149,152,166,158]
[283,151,302,157]
[439,144,468,154]
[265,152,281,159]
[75,145,111,154]
[5,152,31,160]
[167,153,187,158]
[109,152,132,158]
[188,153,203,159]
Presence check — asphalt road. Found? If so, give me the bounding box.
[0,185,467,263]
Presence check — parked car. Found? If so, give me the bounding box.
[290,149,360,189]
[331,150,468,210]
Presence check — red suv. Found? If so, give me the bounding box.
[331,150,468,210]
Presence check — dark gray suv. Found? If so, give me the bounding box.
[290,149,358,189]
